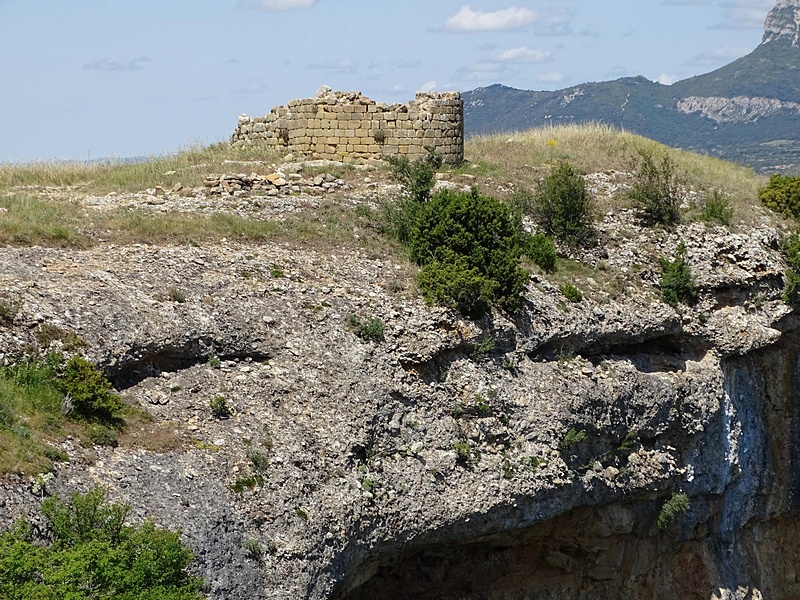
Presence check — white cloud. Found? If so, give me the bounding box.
[494,47,551,63]
[537,71,566,84]
[241,0,314,12]
[84,56,151,71]
[713,0,773,30]
[418,80,437,92]
[305,56,358,73]
[656,73,679,85]
[688,45,751,65]
[444,5,535,32]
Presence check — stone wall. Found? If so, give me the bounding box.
[230,87,464,165]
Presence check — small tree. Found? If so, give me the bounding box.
[533,161,594,247]
[659,241,698,307]
[630,150,683,227]
[404,188,529,317]
[759,174,800,218]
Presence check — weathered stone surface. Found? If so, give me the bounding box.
[231,89,464,165]
[1,169,800,600]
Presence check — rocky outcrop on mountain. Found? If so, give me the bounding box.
[763,0,800,47]
[677,95,800,124]
[1,163,800,599]
[464,0,800,173]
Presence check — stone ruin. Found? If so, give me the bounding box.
[230,86,464,165]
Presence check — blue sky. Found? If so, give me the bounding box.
[0,0,776,162]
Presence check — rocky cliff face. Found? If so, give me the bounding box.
[763,0,800,47]
[1,169,799,600]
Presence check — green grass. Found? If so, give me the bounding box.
[465,123,766,226]
[0,142,283,194]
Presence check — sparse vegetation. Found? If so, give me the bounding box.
[346,314,385,342]
[658,492,690,529]
[209,394,232,419]
[243,538,263,560]
[659,240,698,307]
[470,337,496,361]
[34,324,87,352]
[230,474,264,493]
[698,190,733,225]
[782,234,800,304]
[0,487,202,599]
[533,161,594,247]
[559,428,588,451]
[630,149,683,227]
[559,283,583,303]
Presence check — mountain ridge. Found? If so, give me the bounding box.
[464,0,800,173]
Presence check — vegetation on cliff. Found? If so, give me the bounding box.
[0,488,202,599]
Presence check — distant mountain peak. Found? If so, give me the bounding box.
[763,0,800,47]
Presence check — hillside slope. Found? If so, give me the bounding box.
[464,0,800,173]
[0,134,799,600]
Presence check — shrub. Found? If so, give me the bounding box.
[559,283,583,303]
[759,174,800,218]
[699,190,733,225]
[559,428,587,451]
[523,232,557,273]
[346,314,385,342]
[57,356,123,421]
[630,150,683,227]
[386,155,436,203]
[659,241,698,307]
[35,324,87,351]
[243,538,263,560]
[782,234,800,303]
[416,258,496,319]
[533,161,594,247]
[0,295,21,325]
[86,423,119,447]
[0,488,202,599]
[657,492,690,529]
[409,188,529,317]
[209,394,231,419]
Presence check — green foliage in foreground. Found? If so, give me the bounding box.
[659,241,698,307]
[759,174,800,218]
[0,488,203,599]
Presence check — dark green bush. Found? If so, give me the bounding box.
[408,188,529,317]
[659,241,698,307]
[346,314,385,342]
[57,356,123,421]
[209,395,231,419]
[416,258,496,319]
[0,488,202,599]
[630,150,683,227]
[759,174,800,218]
[523,232,557,273]
[533,161,595,247]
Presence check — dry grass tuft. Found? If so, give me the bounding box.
[464,123,768,226]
